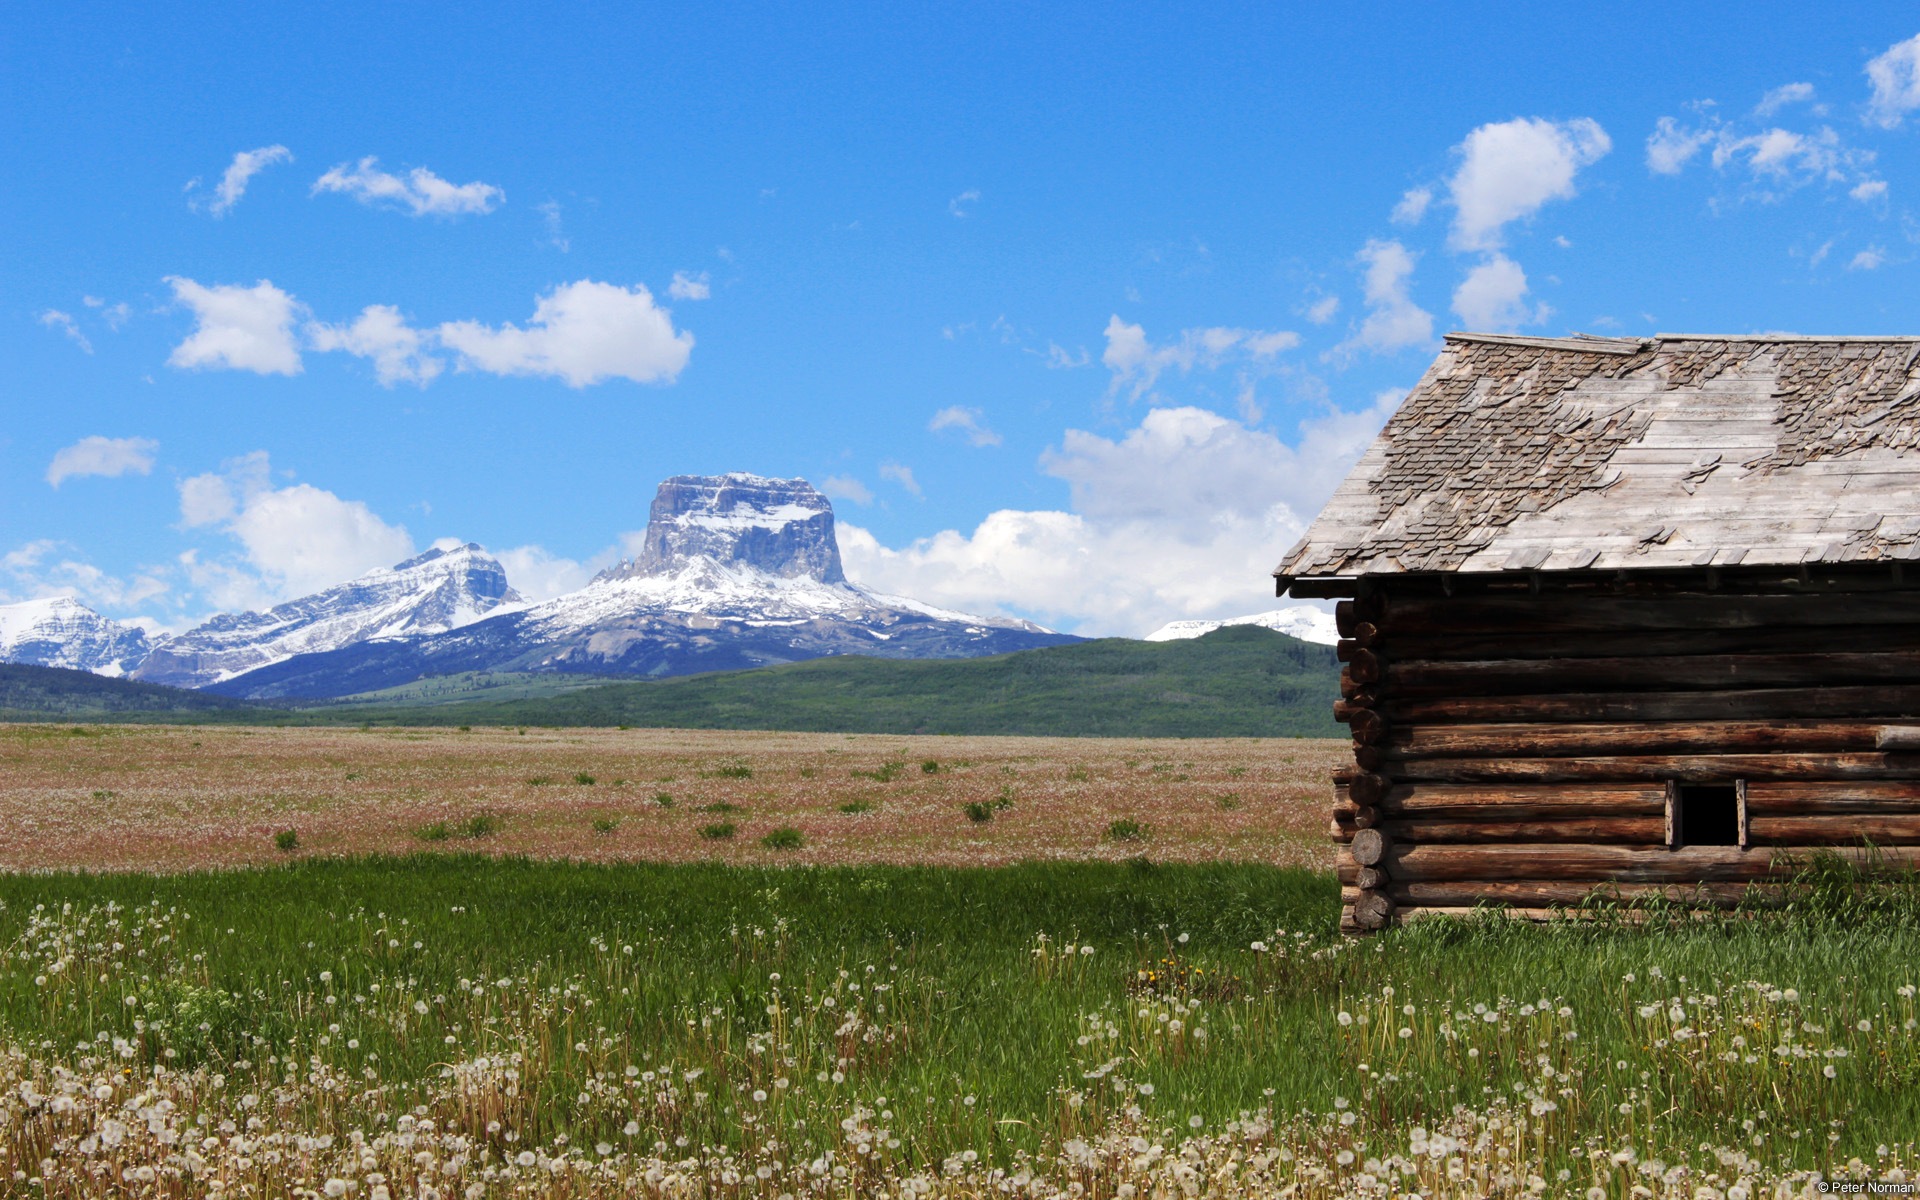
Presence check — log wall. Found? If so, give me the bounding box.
[1330,576,1920,932]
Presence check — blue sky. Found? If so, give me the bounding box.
[6,3,1920,636]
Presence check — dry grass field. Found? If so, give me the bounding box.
[0,724,1348,872]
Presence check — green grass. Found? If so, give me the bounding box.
[0,858,1915,1187]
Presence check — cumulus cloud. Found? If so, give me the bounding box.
[46,436,159,487]
[306,305,443,386]
[1447,117,1610,251]
[929,406,1002,447]
[2,539,168,612]
[1646,115,1717,175]
[949,189,980,217]
[668,271,711,301]
[192,145,292,217]
[164,277,304,375]
[494,544,594,602]
[1850,246,1887,271]
[176,451,414,606]
[437,280,693,386]
[879,462,922,498]
[1304,295,1340,325]
[1101,318,1299,399]
[1391,186,1432,225]
[1452,254,1546,330]
[1756,82,1817,117]
[1334,239,1433,358]
[312,157,504,217]
[1852,179,1890,202]
[1867,33,1920,128]
[39,309,91,354]
[819,475,874,506]
[839,398,1401,636]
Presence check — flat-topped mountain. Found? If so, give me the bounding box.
[202,474,1077,699]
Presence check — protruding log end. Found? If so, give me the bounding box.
[1355,866,1388,890]
[1353,890,1396,930]
[1334,600,1356,638]
[1350,827,1389,867]
[1352,745,1388,772]
[1348,648,1385,685]
[1349,772,1390,807]
[1351,805,1378,830]
[1349,708,1388,745]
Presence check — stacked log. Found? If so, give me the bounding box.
[1329,581,1920,932]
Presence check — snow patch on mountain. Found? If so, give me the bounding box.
[0,597,156,676]
[134,542,523,688]
[1143,606,1338,646]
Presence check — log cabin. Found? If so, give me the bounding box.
[1274,332,1920,932]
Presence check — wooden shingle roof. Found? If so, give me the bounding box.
[1278,332,1920,582]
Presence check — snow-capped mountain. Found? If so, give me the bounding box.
[210,474,1077,700]
[0,597,155,676]
[133,543,523,689]
[1144,606,1339,646]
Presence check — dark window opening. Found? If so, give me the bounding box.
[1676,784,1741,846]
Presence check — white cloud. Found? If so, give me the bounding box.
[306,305,443,386]
[47,436,159,487]
[1849,246,1886,271]
[164,277,304,375]
[1866,33,1920,129]
[538,201,569,252]
[1102,318,1299,399]
[1452,253,1546,330]
[1755,82,1816,117]
[879,462,922,497]
[194,145,292,217]
[668,271,711,301]
[437,280,693,387]
[1852,178,1889,202]
[1305,295,1340,325]
[312,157,504,217]
[840,398,1400,636]
[2,539,168,612]
[1391,186,1432,225]
[1447,117,1610,251]
[1334,239,1433,358]
[39,309,91,354]
[83,296,131,329]
[929,406,1002,447]
[819,475,874,506]
[948,189,980,218]
[494,544,593,602]
[176,452,413,606]
[1646,115,1716,174]
[1041,342,1091,368]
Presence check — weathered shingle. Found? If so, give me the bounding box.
[1278,333,1920,579]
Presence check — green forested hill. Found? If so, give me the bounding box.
[0,626,1341,737]
[329,625,1342,736]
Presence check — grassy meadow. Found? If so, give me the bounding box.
[1,856,1917,1197]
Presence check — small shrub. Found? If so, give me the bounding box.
[964,802,993,823]
[574,772,596,786]
[273,829,299,852]
[799,766,817,779]
[344,772,362,781]
[1216,793,1241,810]
[1226,765,1247,778]
[709,765,753,779]
[1106,818,1147,842]
[592,816,621,834]
[921,759,939,774]
[700,802,744,814]
[838,800,873,815]
[617,724,630,731]
[458,725,472,733]
[652,793,676,808]
[699,822,737,840]
[460,814,501,839]
[993,784,1015,811]
[761,827,804,850]
[1066,767,1090,782]
[853,762,906,782]
[91,789,116,800]
[527,776,553,786]
[415,821,452,842]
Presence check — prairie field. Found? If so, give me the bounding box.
[0,724,1347,873]
[1,724,1918,1197]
